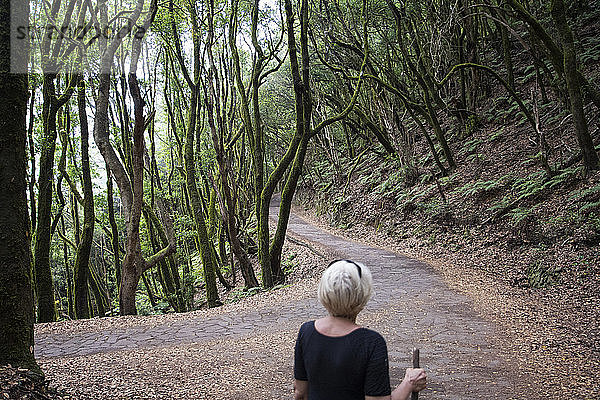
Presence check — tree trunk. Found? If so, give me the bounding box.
[27,86,37,234]
[88,264,109,317]
[33,74,60,323]
[551,0,599,170]
[106,165,121,290]
[59,217,74,319]
[270,136,310,280]
[144,205,186,312]
[73,78,93,319]
[184,87,220,308]
[0,0,40,374]
[269,0,313,284]
[207,0,258,289]
[229,0,271,288]
[93,0,172,315]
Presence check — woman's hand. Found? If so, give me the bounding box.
[402,368,427,392]
[389,368,427,400]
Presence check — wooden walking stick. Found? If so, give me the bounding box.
[411,348,420,400]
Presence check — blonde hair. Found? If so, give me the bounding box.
[317,260,373,319]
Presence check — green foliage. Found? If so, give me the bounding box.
[395,185,431,209]
[541,167,583,190]
[374,168,404,195]
[569,181,600,214]
[464,114,480,136]
[580,35,600,64]
[461,137,481,157]
[505,99,521,116]
[519,64,537,84]
[438,174,457,188]
[487,171,546,216]
[485,95,509,123]
[545,108,569,125]
[507,205,539,226]
[527,259,562,288]
[136,295,172,316]
[485,167,585,229]
[452,175,512,199]
[227,286,263,304]
[512,171,546,198]
[282,253,298,275]
[570,253,598,284]
[488,127,505,142]
[577,200,600,214]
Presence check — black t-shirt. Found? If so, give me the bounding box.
[294,320,391,399]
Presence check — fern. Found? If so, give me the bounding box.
[420,172,434,184]
[569,183,600,202]
[580,201,600,214]
[528,261,561,288]
[453,178,505,197]
[489,128,504,141]
[508,205,539,226]
[463,137,482,154]
[438,175,456,187]
[511,170,546,201]
[488,196,511,213]
[373,169,404,195]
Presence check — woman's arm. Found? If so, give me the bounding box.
[391,368,427,400]
[294,379,308,400]
[366,368,427,400]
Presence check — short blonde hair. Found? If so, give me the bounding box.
[317,260,373,319]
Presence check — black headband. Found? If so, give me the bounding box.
[328,259,362,279]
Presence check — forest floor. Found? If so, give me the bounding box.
[296,176,600,400]
[30,198,544,400]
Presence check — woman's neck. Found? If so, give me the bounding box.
[331,315,357,323]
[314,315,361,337]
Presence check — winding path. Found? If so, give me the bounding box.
[35,199,527,399]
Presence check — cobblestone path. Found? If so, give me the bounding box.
[35,199,527,399]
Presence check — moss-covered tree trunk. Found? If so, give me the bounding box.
[229,0,271,288]
[249,0,271,288]
[268,0,313,283]
[269,0,365,280]
[33,73,59,323]
[550,0,599,170]
[270,136,310,278]
[208,0,258,290]
[144,205,186,312]
[0,0,41,374]
[106,165,121,290]
[384,0,456,170]
[94,0,173,315]
[73,78,93,319]
[184,87,220,308]
[33,0,80,323]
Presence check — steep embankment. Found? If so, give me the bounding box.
[297,127,600,398]
[296,22,600,398]
[295,186,599,398]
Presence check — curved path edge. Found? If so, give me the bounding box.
[34,196,529,399]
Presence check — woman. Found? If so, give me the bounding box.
[294,259,427,400]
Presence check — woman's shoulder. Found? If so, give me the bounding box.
[299,320,316,334]
[357,327,388,346]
